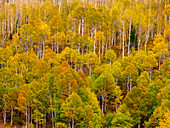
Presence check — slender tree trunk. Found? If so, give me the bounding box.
[78,20,81,53]
[114,31,116,46]
[26,106,28,128]
[28,107,30,128]
[116,77,118,86]
[69,85,71,96]
[159,58,161,70]
[54,35,56,53]
[127,76,129,93]
[109,37,111,50]
[11,16,13,34]
[150,69,152,80]
[122,21,125,58]
[82,18,83,36]
[102,41,104,57]
[79,19,81,34]
[11,105,13,126]
[128,20,131,55]
[59,0,61,13]
[69,119,71,128]
[138,117,141,128]
[72,117,74,128]
[105,40,107,52]
[26,36,28,53]
[119,28,121,50]
[8,11,10,36]
[4,104,6,126]
[52,110,54,128]
[94,27,96,53]
[89,64,92,77]
[138,26,142,52]
[145,28,150,52]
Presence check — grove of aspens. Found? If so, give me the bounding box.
[0,0,169,128]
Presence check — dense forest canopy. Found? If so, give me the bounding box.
[0,0,170,128]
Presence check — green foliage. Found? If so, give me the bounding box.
[111,104,134,128]
[0,1,169,128]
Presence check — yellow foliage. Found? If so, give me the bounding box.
[157,110,170,128]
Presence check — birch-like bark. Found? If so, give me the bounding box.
[11,105,13,126]
[69,119,71,128]
[11,16,13,34]
[28,107,30,128]
[59,0,61,13]
[122,21,125,58]
[47,83,54,128]
[4,104,6,125]
[138,26,142,52]
[138,117,141,128]
[72,117,74,128]
[89,64,92,77]
[102,40,104,57]
[26,106,28,128]
[159,59,161,70]
[105,40,107,53]
[150,69,152,80]
[128,20,131,55]
[127,76,129,93]
[78,19,81,52]
[94,26,97,53]
[82,18,84,36]
[119,28,121,50]
[145,29,150,52]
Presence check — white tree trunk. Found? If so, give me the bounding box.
[11,105,13,126]
[127,76,129,93]
[3,105,6,126]
[72,118,74,128]
[26,106,28,128]
[138,26,142,52]
[94,27,96,53]
[145,29,150,52]
[138,117,141,128]
[122,21,125,58]
[128,20,131,55]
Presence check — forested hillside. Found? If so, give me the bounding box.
[0,0,170,128]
